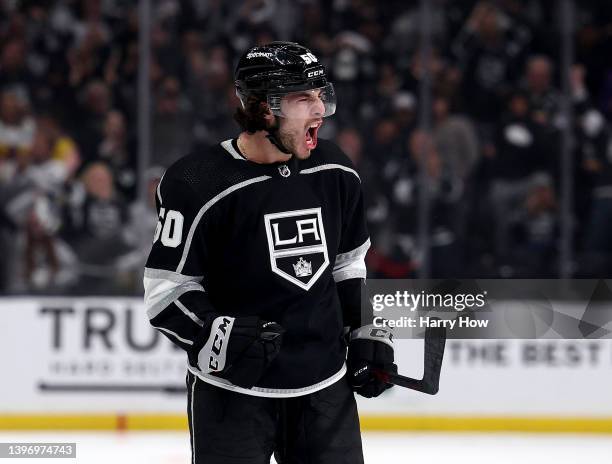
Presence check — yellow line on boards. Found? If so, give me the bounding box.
[1,415,612,434]
[359,416,612,434]
[0,415,117,430]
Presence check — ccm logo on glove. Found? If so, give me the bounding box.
[193,316,284,389]
[200,316,235,372]
[347,324,397,398]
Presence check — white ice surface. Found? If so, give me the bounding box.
[0,431,611,463]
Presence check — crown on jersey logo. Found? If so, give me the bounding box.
[293,257,312,277]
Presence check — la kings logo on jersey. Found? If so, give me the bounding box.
[264,207,329,290]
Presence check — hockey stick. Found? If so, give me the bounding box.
[373,322,446,395]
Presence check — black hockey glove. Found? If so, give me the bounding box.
[191,316,284,389]
[347,325,397,398]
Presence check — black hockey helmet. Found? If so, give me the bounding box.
[234,41,336,118]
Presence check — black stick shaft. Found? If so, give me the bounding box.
[374,322,446,395]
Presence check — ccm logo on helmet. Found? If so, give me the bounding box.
[300,53,318,65]
[307,69,324,78]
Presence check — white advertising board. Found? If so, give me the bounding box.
[2,297,185,413]
[2,297,611,419]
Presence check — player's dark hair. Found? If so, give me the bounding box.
[233,95,269,133]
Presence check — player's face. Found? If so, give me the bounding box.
[275,90,325,159]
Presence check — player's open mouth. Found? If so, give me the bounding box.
[305,121,321,150]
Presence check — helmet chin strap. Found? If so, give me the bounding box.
[265,117,292,155]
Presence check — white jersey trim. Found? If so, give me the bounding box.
[335,238,370,266]
[176,299,204,327]
[333,238,370,282]
[144,267,203,283]
[333,268,367,282]
[187,363,346,398]
[153,326,194,346]
[143,267,205,320]
[299,164,361,182]
[156,172,165,204]
[221,139,246,160]
[176,175,272,273]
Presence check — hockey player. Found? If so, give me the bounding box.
[143,42,396,464]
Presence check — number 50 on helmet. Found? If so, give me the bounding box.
[234,42,337,119]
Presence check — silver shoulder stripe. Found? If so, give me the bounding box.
[176,175,271,273]
[299,164,360,182]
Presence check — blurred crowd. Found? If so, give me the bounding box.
[2,0,612,294]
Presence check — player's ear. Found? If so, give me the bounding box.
[261,102,275,124]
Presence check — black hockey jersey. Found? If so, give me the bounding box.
[143,138,369,397]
